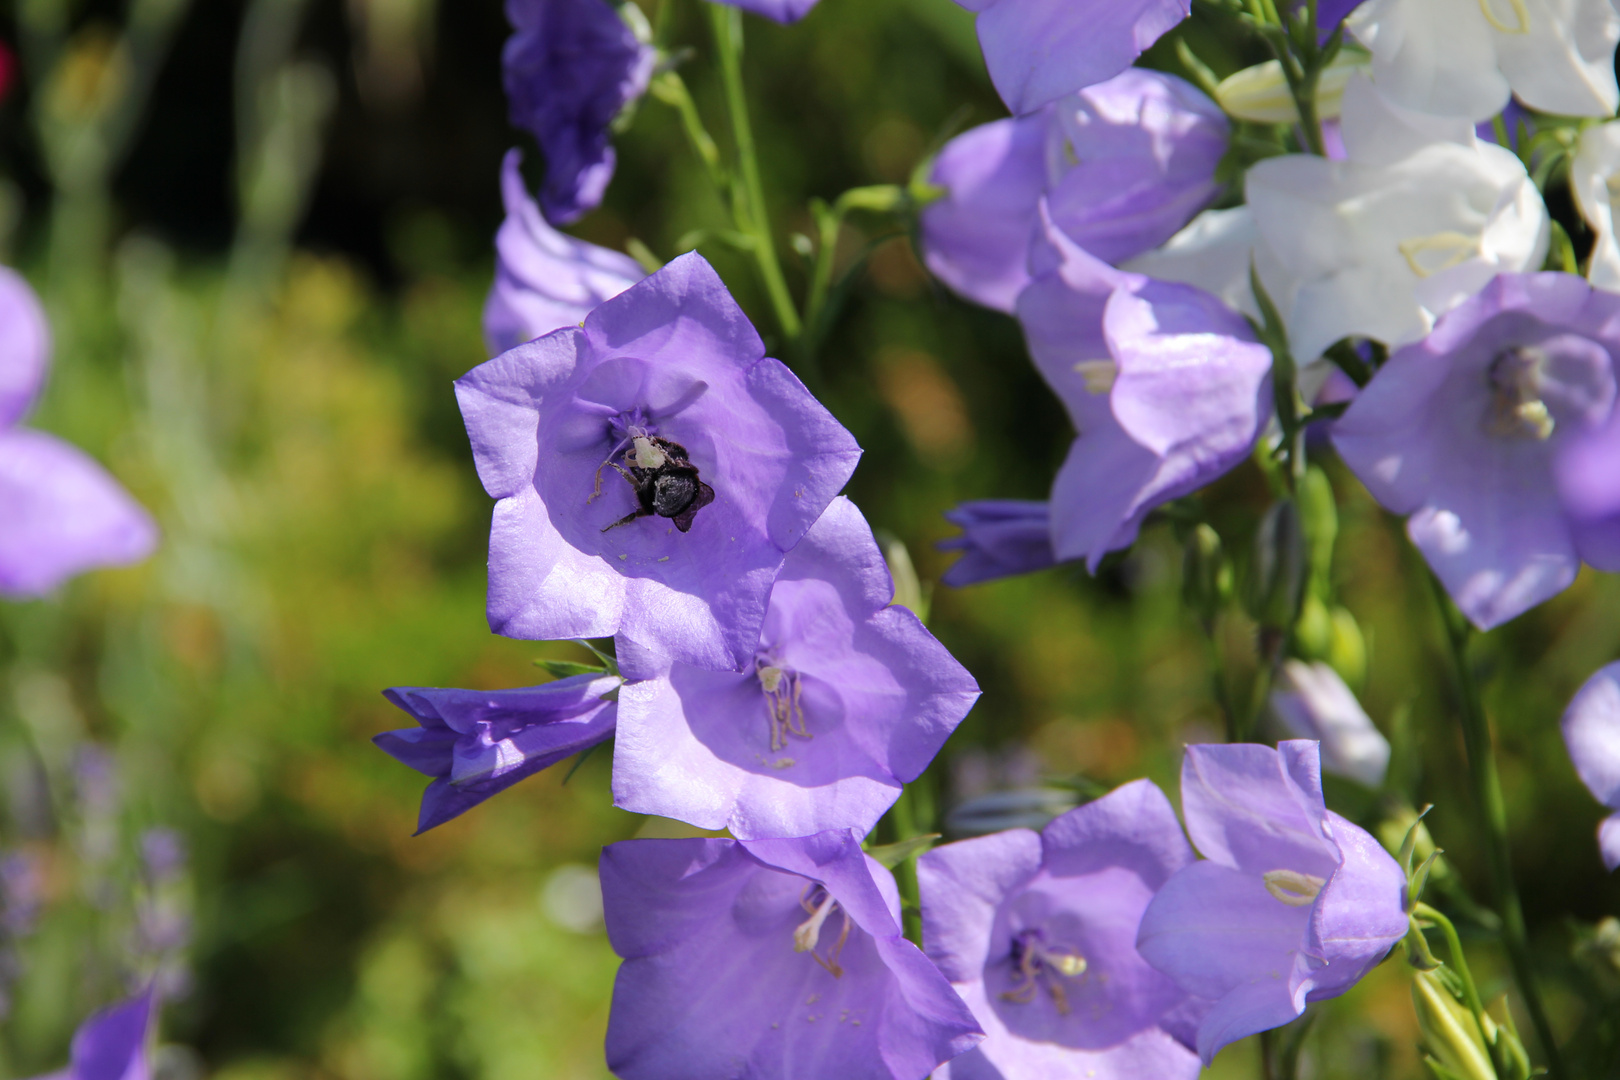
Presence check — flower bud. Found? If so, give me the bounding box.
[1214,50,1368,125]
[1247,499,1305,631]
[1327,605,1367,689]
[1295,593,1333,659]
[1411,970,1496,1080]
[1298,466,1338,590]
[1182,523,1230,628]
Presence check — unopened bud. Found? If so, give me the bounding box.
[1411,970,1496,1080]
[1295,594,1332,659]
[1248,499,1305,631]
[1182,524,1230,627]
[1327,605,1367,689]
[1214,50,1368,125]
[1298,466,1338,589]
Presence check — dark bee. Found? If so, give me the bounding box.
[601,434,716,533]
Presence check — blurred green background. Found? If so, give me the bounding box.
[0,0,1618,1077]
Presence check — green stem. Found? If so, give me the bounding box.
[1425,573,1563,1077]
[887,785,924,945]
[706,4,802,343]
[650,71,728,195]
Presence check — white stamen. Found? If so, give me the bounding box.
[794,888,851,978]
[1397,231,1480,279]
[1072,359,1118,395]
[1263,869,1327,906]
[1477,0,1529,34]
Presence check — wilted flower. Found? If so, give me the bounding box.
[1345,0,1619,122]
[1572,121,1620,294]
[1246,76,1547,364]
[375,673,621,833]
[613,497,978,839]
[950,0,1190,116]
[920,780,1203,1080]
[26,990,155,1080]
[920,69,1227,313]
[455,252,861,672]
[0,267,157,598]
[1017,204,1272,569]
[600,830,983,1080]
[1333,272,1620,629]
[1561,661,1620,871]
[503,0,656,224]
[1270,660,1390,788]
[938,501,1058,586]
[1136,741,1407,1064]
[484,149,646,355]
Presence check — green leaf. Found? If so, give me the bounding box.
[533,659,606,679]
[863,834,941,868]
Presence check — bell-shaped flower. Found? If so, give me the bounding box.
[950,0,1189,116]
[1345,0,1620,122]
[1333,272,1620,629]
[1246,76,1547,364]
[600,829,983,1080]
[611,497,978,839]
[483,149,646,356]
[921,69,1226,314]
[937,501,1059,586]
[455,252,861,672]
[1136,742,1408,1064]
[919,779,1203,1080]
[503,0,656,224]
[1555,404,1620,568]
[374,673,620,833]
[1016,204,1272,569]
[1270,660,1389,788]
[1561,661,1620,871]
[1572,121,1620,295]
[0,267,156,598]
[26,989,155,1080]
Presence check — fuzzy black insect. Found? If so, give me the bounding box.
[601,434,716,533]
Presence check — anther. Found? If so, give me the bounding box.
[794,887,851,978]
[1262,869,1327,906]
[1485,346,1555,441]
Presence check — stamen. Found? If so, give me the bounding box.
[1397,231,1480,279]
[1072,359,1118,395]
[757,658,812,752]
[1263,869,1327,906]
[1485,346,1555,441]
[794,887,850,978]
[1477,0,1529,34]
[999,929,1087,1013]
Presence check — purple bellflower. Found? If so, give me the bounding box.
[28,989,155,1080]
[484,149,646,356]
[1561,661,1620,871]
[611,496,979,840]
[1270,660,1390,789]
[937,501,1059,586]
[1017,203,1273,569]
[708,0,820,23]
[503,0,656,225]
[951,0,1190,116]
[921,69,1227,313]
[0,267,157,598]
[455,252,861,673]
[600,829,984,1080]
[1555,405,1620,572]
[1136,742,1408,1064]
[375,673,620,833]
[919,779,1203,1080]
[1333,273,1620,630]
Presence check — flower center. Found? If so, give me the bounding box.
[756,655,810,752]
[1072,359,1118,396]
[794,885,851,978]
[588,411,659,505]
[1478,0,1529,34]
[1262,869,1327,907]
[1000,928,1088,1015]
[1485,346,1555,441]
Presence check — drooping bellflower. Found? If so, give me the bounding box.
[1017,204,1272,569]
[483,149,646,355]
[1333,272,1620,629]
[1136,742,1408,1064]
[920,69,1227,313]
[919,779,1202,1080]
[600,829,983,1080]
[1270,660,1390,789]
[1345,0,1620,122]
[937,501,1058,587]
[455,252,861,672]
[949,0,1190,116]
[26,990,155,1080]
[375,673,620,833]
[1561,661,1620,871]
[1246,76,1548,364]
[0,267,157,598]
[503,0,656,224]
[611,496,979,840]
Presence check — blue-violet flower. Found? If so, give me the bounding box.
[937,501,1058,587]
[1561,660,1620,871]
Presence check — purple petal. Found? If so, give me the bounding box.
[0,267,49,429]
[58,990,155,1080]
[483,149,646,355]
[920,113,1050,313]
[1556,406,1620,571]
[375,675,619,832]
[1270,660,1390,788]
[918,829,1045,982]
[938,500,1058,586]
[1563,661,1620,816]
[1301,812,1407,997]
[957,0,1192,116]
[1602,813,1620,872]
[1179,742,1339,879]
[0,429,158,598]
[503,0,655,224]
[1039,778,1193,886]
[704,0,821,23]
[613,499,979,839]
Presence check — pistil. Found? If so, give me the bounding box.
[1262,869,1327,907]
[795,886,852,978]
[757,657,810,752]
[1000,929,1088,1015]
